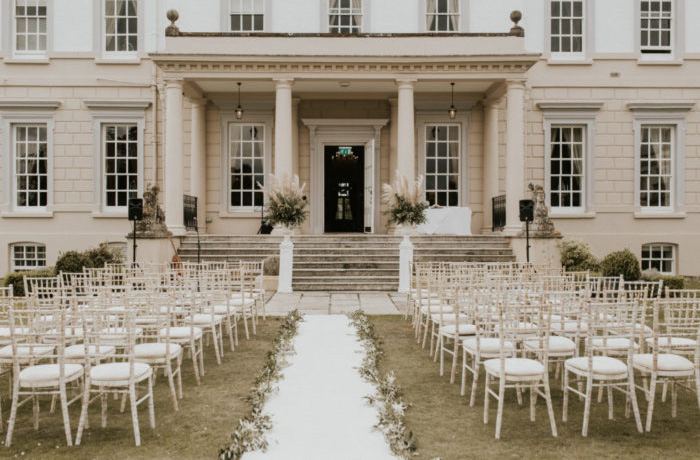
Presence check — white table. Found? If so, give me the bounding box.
[417,207,472,236]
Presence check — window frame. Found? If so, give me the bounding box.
[328,0,363,34]
[10,242,47,271]
[220,0,271,32]
[539,102,602,217]
[101,123,141,211]
[546,0,592,61]
[629,103,692,216]
[228,0,265,32]
[416,111,470,208]
[641,242,676,275]
[640,0,673,55]
[12,0,50,57]
[638,124,674,211]
[87,105,146,215]
[425,0,461,33]
[219,112,273,214]
[12,123,50,211]
[636,0,685,61]
[97,0,143,60]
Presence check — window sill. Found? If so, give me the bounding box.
[1,211,54,218]
[219,210,263,219]
[637,58,683,66]
[549,211,596,219]
[95,57,142,65]
[546,58,593,66]
[634,211,686,219]
[4,56,50,64]
[92,211,128,218]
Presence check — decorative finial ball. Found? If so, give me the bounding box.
[510,10,522,24]
[167,9,179,23]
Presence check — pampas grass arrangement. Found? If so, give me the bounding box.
[381,170,429,226]
[257,174,308,229]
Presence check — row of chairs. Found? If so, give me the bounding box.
[407,262,700,439]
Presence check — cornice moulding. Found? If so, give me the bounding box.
[84,100,152,110]
[536,101,605,111]
[627,102,695,112]
[0,100,61,110]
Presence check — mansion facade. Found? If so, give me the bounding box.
[0,0,699,276]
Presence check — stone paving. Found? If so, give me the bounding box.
[263,291,406,316]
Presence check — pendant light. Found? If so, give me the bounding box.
[448,82,457,120]
[235,82,244,120]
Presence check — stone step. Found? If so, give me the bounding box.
[294,268,399,277]
[291,283,398,291]
[293,262,400,269]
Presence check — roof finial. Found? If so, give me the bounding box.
[510,10,524,37]
[165,9,180,37]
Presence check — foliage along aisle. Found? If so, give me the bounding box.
[348,310,418,459]
[219,310,303,460]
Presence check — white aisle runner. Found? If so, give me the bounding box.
[245,315,398,460]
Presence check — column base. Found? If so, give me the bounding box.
[501,224,524,236]
[167,225,187,237]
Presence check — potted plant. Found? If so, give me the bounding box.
[381,170,429,235]
[257,174,308,235]
[262,255,280,292]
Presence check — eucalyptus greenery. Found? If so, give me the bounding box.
[219,310,304,460]
[349,310,417,459]
[257,174,308,229]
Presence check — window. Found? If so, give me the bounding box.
[103,124,139,208]
[550,126,584,209]
[14,124,48,208]
[329,0,361,33]
[104,0,137,52]
[550,1,583,54]
[427,0,459,32]
[229,0,263,32]
[639,125,673,208]
[11,243,46,271]
[14,0,47,52]
[641,243,675,274]
[641,0,672,54]
[424,124,460,207]
[229,124,265,209]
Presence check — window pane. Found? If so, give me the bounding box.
[230,124,265,209]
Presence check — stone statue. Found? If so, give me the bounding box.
[528,183,557,236]
[135,184,170,237]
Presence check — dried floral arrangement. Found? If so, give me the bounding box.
[257,174,308,229]
[219,310,304,460]
[348,310,417,459]
[381,171,429,227]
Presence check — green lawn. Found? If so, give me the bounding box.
[372,316,700,460]
[0,318,281,459]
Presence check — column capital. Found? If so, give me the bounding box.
[505,80,526,90]
[189,96,207,108]
[163,78,184,89]
[396,79,417,89]
[273,78,295,89]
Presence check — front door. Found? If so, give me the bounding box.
[324,145,365,232]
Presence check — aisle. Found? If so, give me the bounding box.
[245,315,398,460]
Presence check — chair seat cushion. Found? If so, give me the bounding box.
[65,344,116,359]
[159,326,203,340]
[228,297,256,307]
[134,342,182,361]
[565,356,628,378]
[591,337,639,350]
[99,327,144,342]
[551,320,589,333]
[185,314,224,325]
[19,363,83,388]
[484,358,545,379]
[646,336,697,349]
[0,344,54,361]
[431,313,469,324]
[462,337,515,356]
[0,327,30,338]
[420,305,453,314]
[46,328,84,338]
[206,304,243,315]
[632,353,695,375]
[523,336,576,354]
[90,362,152,387]
[439,323,477,336]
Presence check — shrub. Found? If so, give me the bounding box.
[2,268,56,297]
[559,239,600,273]
[85,243,123,268]
[55,250,93,274]
[653,275,685,292]
[263,256,280,276]
[641,268,661,281]
[600,249,641,281]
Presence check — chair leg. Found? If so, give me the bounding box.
[191,343,201,386]
[176,354,184,398]
[628,372,644,433]
[543,377,558,437]
[166,361,179,411]
[530,384,536,422]
[645,373,657,432]
[5,379,20,446]
[483,373,490,424]
[198,337,205,377]
[226,316,235,352]
[582,377,593,437]
[470,358,481,407]
[75,379,90,445]
[460,350,468,396]
[562,369,569,422]
[101,391,108,427]
[59,383,73,446]
[450,340,459,384]
[495,378,506,439]
[147,376,156,429]
[671,382,678,418]
[607,385,614,420]
[129,384,141,446]
[32,395,40,430]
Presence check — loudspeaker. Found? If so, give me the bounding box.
[128,198,143,221]
[519,199,534,222]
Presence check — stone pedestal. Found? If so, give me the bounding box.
[278,235,294,293]
[509,234,563,269]
[398,235,414,293]
[126,231,177,268]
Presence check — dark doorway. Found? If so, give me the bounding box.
[324,145,365,233]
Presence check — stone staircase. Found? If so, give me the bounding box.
[178,234,515,291]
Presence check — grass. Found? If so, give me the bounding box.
[372,316,700,460]
[0,318,282,459]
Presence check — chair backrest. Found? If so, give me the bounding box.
[585,300,640,358]
[655,298,700,342]
[664,288,700,299]
[24,275,59,300]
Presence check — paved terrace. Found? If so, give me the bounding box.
[264,292,405,316]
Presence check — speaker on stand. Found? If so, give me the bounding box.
[128,198,143,266]
[519,199,535,263]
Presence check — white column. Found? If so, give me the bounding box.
[389,97,398,178]
[482,100,500,233]
[398,235,414,294]
[504,81,525,234]
[190,97,207,232]
[165,79,185,235]
[274,78,294,179]
[396,79,416,184]
[291,97,300,177]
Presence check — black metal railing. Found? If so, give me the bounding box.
[492,195,506,231]
[184,195,198,231]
